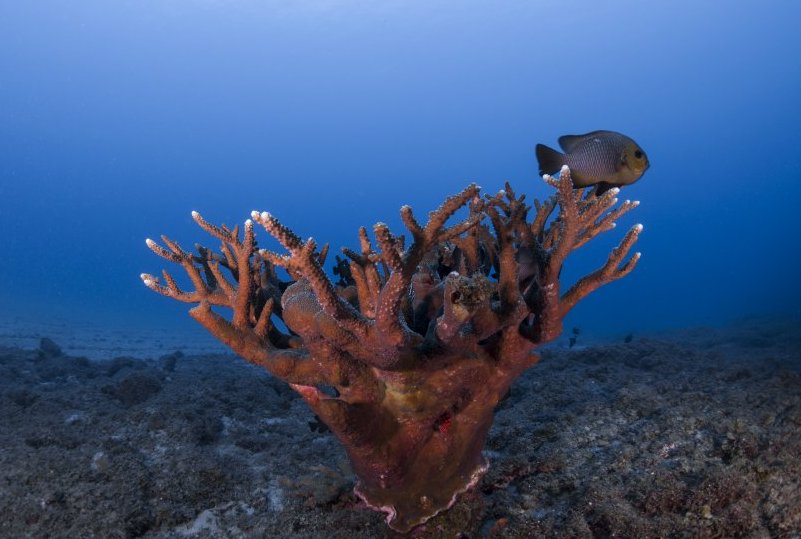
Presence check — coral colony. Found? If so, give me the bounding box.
[142,166,642,533]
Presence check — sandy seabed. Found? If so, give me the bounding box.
[0,317,799,539]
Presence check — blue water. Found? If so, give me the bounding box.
[1,1,799,340]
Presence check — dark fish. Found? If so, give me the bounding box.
[536,130,649,193]
[308,415,330,434]
[568,327,580,348]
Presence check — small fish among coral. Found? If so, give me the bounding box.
[536,130,649,193]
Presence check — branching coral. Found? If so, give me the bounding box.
[141,166,642,533]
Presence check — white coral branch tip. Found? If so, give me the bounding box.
[145,238,155,248]
[191,210,199,218]
[633,224,644,233]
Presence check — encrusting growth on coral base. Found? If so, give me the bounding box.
[141,165,642,533]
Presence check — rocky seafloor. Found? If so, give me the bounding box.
[1,317,799,538]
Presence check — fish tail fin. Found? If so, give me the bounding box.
[535,144,565,176]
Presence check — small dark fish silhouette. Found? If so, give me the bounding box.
[308,415,330,434]
[536,130,649,193]
[568,327,580,347]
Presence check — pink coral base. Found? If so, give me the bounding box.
[353,457,490,532]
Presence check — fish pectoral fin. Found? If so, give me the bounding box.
[535,144,564,176]
[594,182,616,195]
[570,174,595,188]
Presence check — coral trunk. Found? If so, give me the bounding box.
[307,356,507,531]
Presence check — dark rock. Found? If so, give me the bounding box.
[159,350,184,372]
[8,388,38,407]
[235,435,271,452]
[24,434,81,450]
[38,337,63,357]
[106,357,142,377]
[72,356,91,368]
[103,373,162,407]
[190,415,224,445]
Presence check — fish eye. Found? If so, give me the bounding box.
[634,149,643,159]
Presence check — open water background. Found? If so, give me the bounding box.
[1,1,799,342]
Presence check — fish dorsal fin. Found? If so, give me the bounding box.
[558,130,613,153]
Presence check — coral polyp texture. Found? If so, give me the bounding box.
[141,166,642,533]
